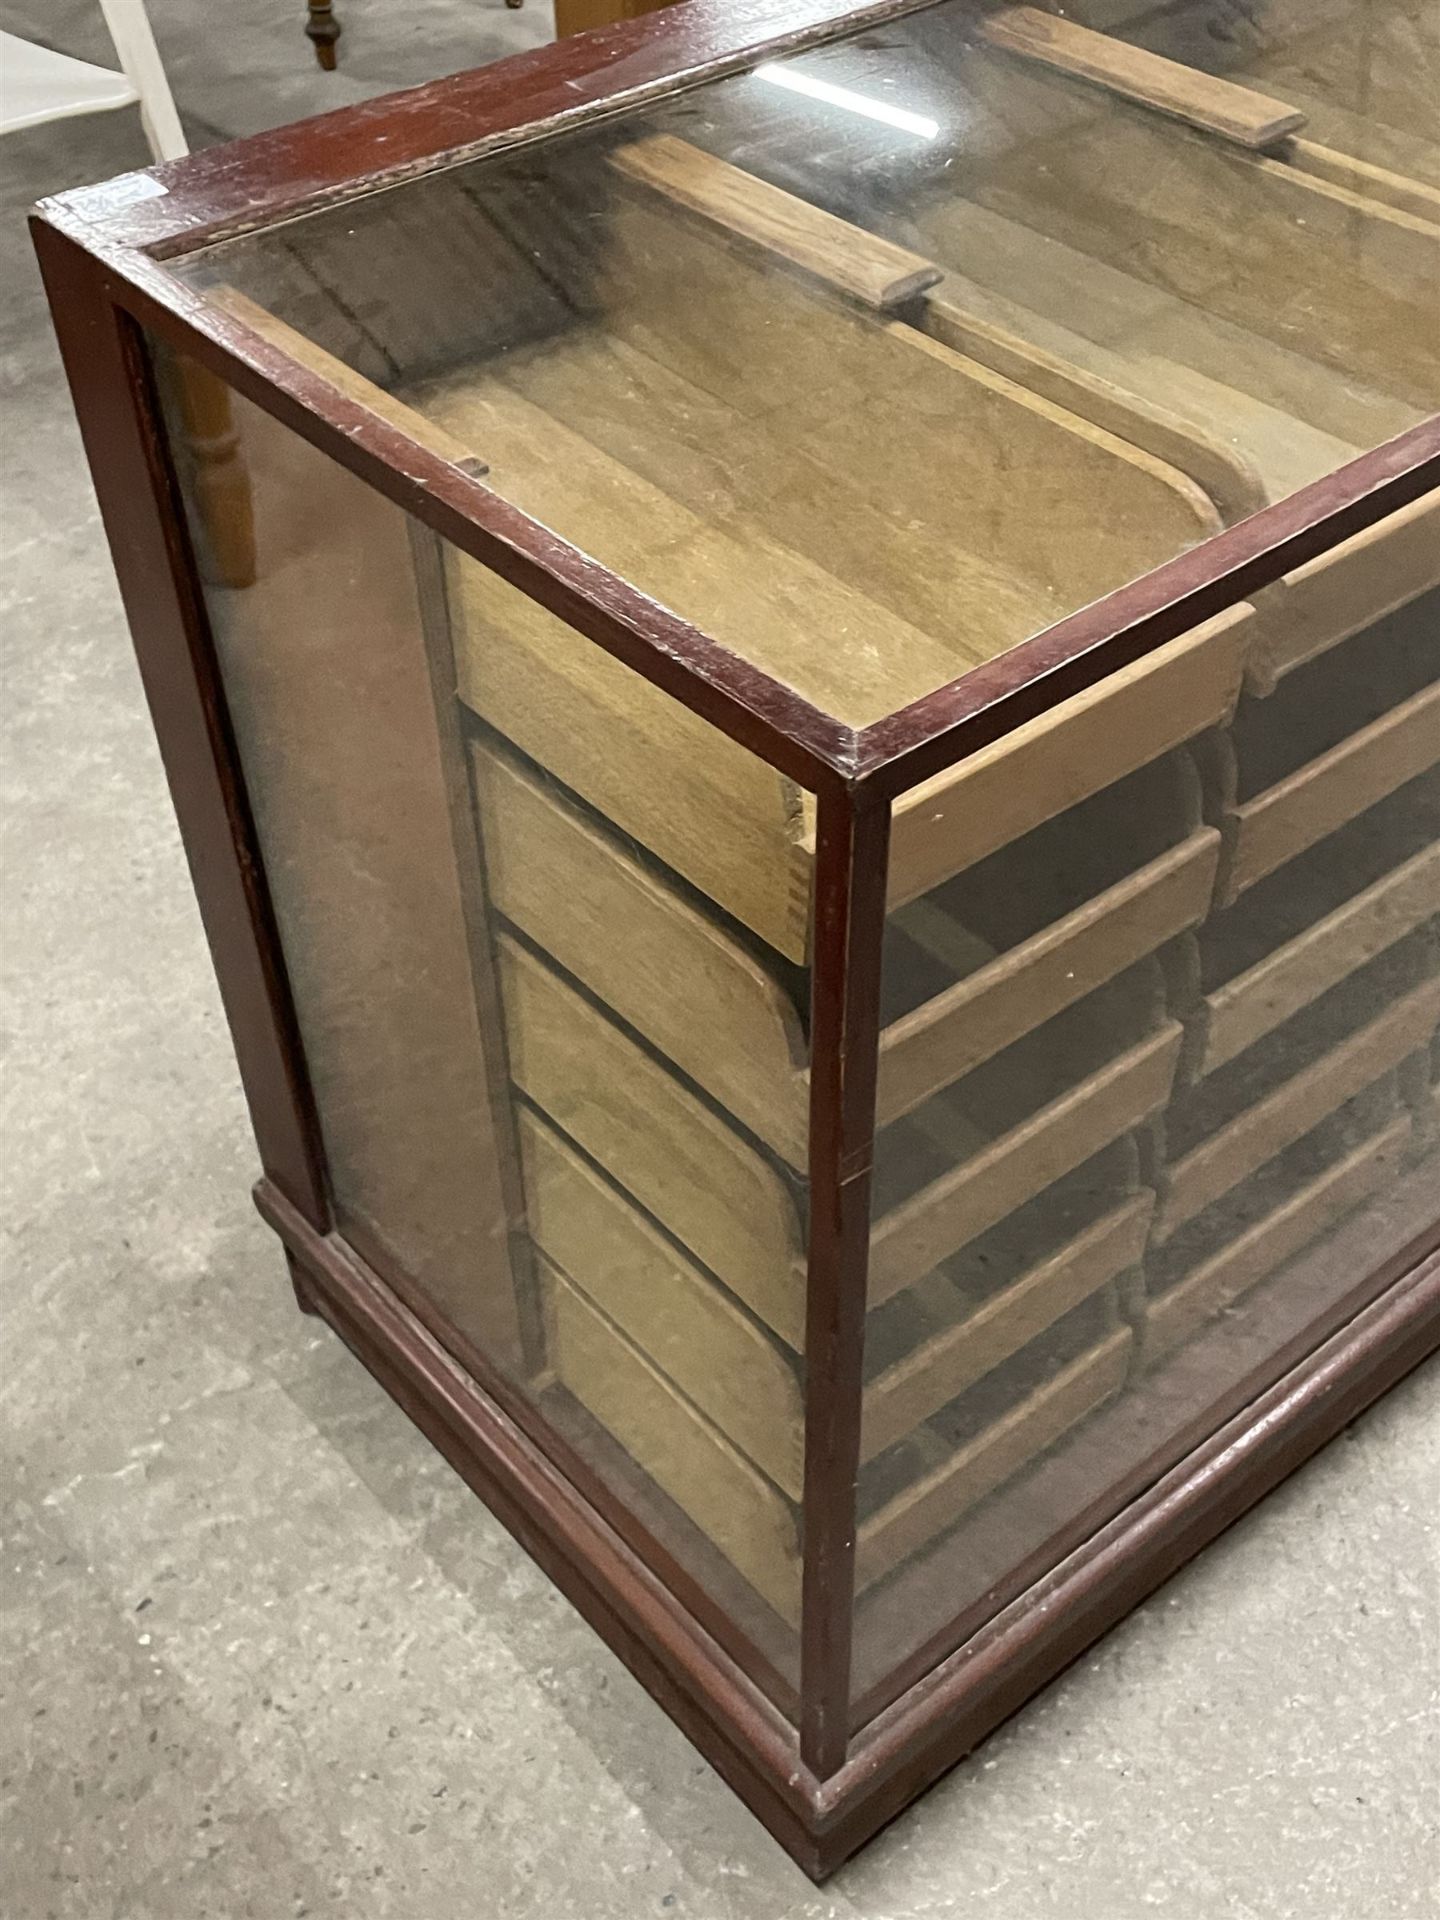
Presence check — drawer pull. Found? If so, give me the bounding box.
[979,7,1306,150]
[610,133,943,311]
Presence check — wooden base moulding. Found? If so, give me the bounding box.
[260,1176,1440,1881]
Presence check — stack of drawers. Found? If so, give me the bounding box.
[1144,579,1440,1359]
[404,69,1435,1623]
[462,726,1229,1623]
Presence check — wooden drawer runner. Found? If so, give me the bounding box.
[956,24,1440,411]
[1107,0,1440,202]
[1190,774,1440,1078]
[1155,970,1440,1239]
[543,1254,1131,1624]
[1145,1107,1413,1362]
[517,1085,1148,1483]
[477,739,1201,1167]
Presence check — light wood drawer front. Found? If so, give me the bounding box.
[1146,1113,1413,1360]
[855,1328,1132,1590]
[542,1257,802,1626]
[521,1075,1145,1488]
[474,740,811,1168]
[878,829,1218,1124]
[1221,677,1440,905]
[1157,976,1440,1238]
[869,1025,1182,1305]
[521,1109,804,1498]
[1247,491,1440,694]
[1198,841,1440,1077]
[544,1258,1131,1619]
[860,1195,1150,1463]
[889,613,1250,907]
[499,934,806,1349]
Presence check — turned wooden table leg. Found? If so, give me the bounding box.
[173,360,258,590]
[305,1,341,69]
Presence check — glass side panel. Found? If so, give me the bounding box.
[167,0,1440,723]
[854,547,1440,1718]
[153,348,815,1709]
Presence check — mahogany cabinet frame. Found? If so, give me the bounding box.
[32,0,1440,1878]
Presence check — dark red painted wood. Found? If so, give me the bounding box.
[259,1177,1440,1881]
[43,0,939,254]
[800,787,890,1774]
[32,219,330,1228]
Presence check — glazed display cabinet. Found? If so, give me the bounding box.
[35,0,1440,1877]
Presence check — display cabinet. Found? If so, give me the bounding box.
[34,0,1440,1877]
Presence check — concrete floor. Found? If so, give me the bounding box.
[1,4,1438,1915]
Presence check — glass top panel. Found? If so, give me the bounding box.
[171,0,1440,726]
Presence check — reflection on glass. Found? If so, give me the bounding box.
[166,0,1429,729]
[156,356,819,1708]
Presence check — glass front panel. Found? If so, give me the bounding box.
[168,0,1439,722]
[154,352,817,1709]
[855,553,1440,1716]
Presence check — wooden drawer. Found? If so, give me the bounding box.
[477,738,1202,1167]
[951,16,1440,414]
[1144,1103,1414,1362]
[543,1252,1132,1624]
[498,933,808,1345]
[542,1255,805,1624]
[869,968,1180,1304]
[855,1317,1133,1592]
[1155,959,1440,1240]
[1246,492,1440,694]
[518,1085,1148,1482]
[496,853,1175,1329]
[1187,774,1440,1078]
[442,473,1242,973]
[1213,611,1440,906]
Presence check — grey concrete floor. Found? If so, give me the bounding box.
[2,5,1438,1915]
